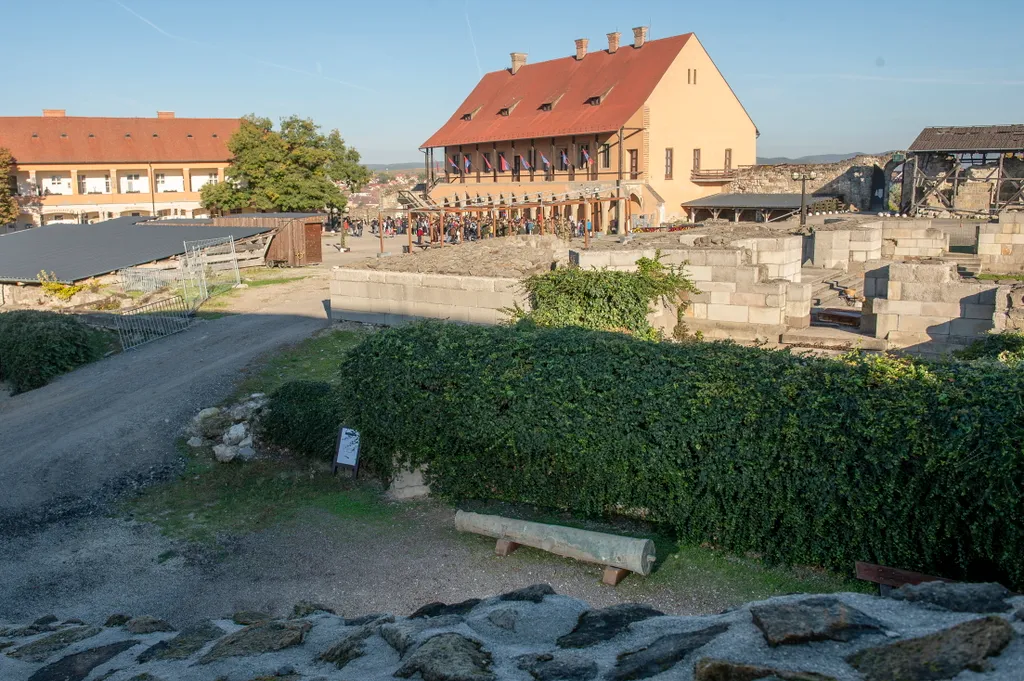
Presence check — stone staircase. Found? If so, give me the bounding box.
[802,267,863,308]
[942,252,982,278]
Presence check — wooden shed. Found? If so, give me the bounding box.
[211,214,324,266]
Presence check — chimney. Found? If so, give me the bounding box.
[574,38,588,60]
[607,32,621,54]
[632,26,648,48]
[42,109,66,117]
[510,52,527,75]
[156,111,175,119]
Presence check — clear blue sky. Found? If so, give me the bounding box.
[5,0,1022,163]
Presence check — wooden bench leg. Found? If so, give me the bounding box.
[602,566,630,586]
[495,539,521,557]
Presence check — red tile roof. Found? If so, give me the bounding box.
[0,116,240,164]
[422,34,691,148]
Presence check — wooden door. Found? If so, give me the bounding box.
[629,149,638,180]
[304,222,322,265]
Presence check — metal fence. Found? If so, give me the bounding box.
[116,295,194,351]
[181,236,240,307]
[119,267,181,294]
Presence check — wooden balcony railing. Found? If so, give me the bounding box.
[691,168,737,182]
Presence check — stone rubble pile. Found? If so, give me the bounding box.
[0,582,1021,681]
[185,394,268,464]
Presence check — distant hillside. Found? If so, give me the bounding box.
[756,153,884,165]
[365,162,422,171]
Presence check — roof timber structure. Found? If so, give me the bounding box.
[903,125,1024,216]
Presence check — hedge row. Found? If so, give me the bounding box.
[0,310,105,393]
[260,380,344,458]
[332,323,1024,588]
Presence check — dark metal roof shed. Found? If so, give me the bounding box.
[0,217,270,284]
[907,125,1024,152]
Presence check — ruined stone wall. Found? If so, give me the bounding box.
[861,262,1000,351]
[573,237,811,340]
[330,269,524,326]
[880,221,949,259]
[724,154,892,211]
[978,211,1024,272]
[0,582,1020,681]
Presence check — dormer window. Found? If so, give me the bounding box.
[460,105,482,121]
[31,133,38,138]
[498,100,520,117]
[88,133,95,138]
[538,93,564,112]
[499,108,511,116]
[60,133,67,138]
[539,103,552,112]
[586,96,601,106]
[212,133,218,138]
[152,133,158,138]
[125,133,131,138]
[187,134,193,138]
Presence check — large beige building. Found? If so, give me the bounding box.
[1,110,239,229]
[421,28,757,229]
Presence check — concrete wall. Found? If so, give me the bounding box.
[861,262,999,351]
[330,268,524,326]
[978,212,1024,272]
[572,236,810,339]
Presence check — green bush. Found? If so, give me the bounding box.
[0,310,105,393]
[954,332,1024,366]
[509,253,700,340]
[260,380,343,458]
[336,322,1024,588]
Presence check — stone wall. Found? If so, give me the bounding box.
[880,221,949,259]
[978,212,1024,272]
[809,220,949,272]
[330,269,524,326]
[861,262,1000,351]
[1,582,1020,680]
[573,237,811,340]
[724,154,892,210]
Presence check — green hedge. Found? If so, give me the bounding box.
[336,322,1024,588]
[0,310,105,393]
[260,380,343,459]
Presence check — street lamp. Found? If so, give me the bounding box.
[340,204,350,250]
[791,170,817,227]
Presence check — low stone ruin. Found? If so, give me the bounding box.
[186,394,268,464]
[1,582,1020,680]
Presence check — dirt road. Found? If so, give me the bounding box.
[0,276,330,531]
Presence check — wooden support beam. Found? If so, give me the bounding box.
[602,566,630,586]
[495,539,520,557]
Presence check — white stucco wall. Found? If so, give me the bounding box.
[118,171,149,194]
[191,171,219,192]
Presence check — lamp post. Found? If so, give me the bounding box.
[340,204,349,250]
[791,170,817,227]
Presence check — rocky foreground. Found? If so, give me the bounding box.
[0,582,1021,681]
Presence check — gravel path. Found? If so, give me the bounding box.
[0,277,329,531]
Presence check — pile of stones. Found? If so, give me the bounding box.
[0,582,1021,680]
[185,394,268,464]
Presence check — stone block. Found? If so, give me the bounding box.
[898,315,953,334]
[709,291,731,304]
[733,292,767,307]
[765,293,783,307]
[733,267,760,286]
[681,250,706,266]
[851,251,868,263]
[465,307,500,325]
[688,302,708,318]
[707,303,749,323]
[690,292,711,303]
[609,251,644,267]
[367,270,387,283]
[686,265,713,281]
[705,249,743,267]
[963,303,995,320]
[786,298,810,320]
[702,281,738,293]
[492,279,521,293]
[748,306,783,325]
[332,268,370,282]
[919,301,963,317]
[948,317,994,337]
[384,272,424,287]
[459,277,495,292]
[875,313,899,338]
[752,249,790,265]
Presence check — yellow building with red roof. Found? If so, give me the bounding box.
[421,28,757,230]
[1,110,239,229]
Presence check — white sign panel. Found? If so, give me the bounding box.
[335,427,361,473]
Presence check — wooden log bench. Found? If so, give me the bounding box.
[456,511,655,586]
[854,561,954,596]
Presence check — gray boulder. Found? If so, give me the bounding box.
[888,581,1012,613]
[394,633,494,681]
[199,620,311,663]
[750,597,883,646]
[212,444,238,463]
[557,604,664,649]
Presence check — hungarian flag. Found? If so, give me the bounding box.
[464,156,471,171]
[561,150,570,167]
[483,155,493,171]
[499,154,509,171]
[582,148,593,165]
[541,153,550,167]
[521,155,531,170]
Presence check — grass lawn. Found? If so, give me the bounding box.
[233,328,364,398]
[127,442,392,543]
[977,272,1024,281]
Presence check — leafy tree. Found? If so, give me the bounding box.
[375,171,395,183]
[0,147,19,227]
[201,115,370,216]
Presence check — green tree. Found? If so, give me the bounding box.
[0,147,19,227]
[201,115,370,216]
